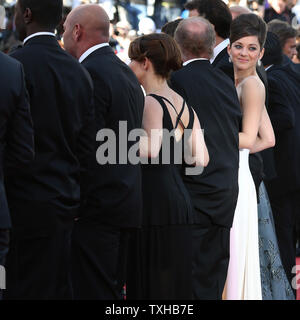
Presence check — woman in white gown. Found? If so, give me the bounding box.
[223,14,275,300]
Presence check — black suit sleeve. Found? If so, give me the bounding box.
[77,72,96,207]
[5,64,34,168]
[267,76,295,133]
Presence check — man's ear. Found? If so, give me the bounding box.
[23,8,32,25]
[73,24,82,42]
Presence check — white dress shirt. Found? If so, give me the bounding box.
[210,38,230,64]
[79,43,109,63]
[23,32,56,45]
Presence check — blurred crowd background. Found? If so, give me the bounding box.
[1,0,300,62]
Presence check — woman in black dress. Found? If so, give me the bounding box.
[126,33,209,299]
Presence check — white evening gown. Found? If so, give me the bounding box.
[223,148,262,300]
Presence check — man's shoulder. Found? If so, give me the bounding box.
[173,60,210,76]
[0,52,22,87]
[0,51,21,69]
[9,42,39,61]
[267,64,287,78]
[83,51,138,84]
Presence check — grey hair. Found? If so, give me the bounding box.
[175,17,216,59]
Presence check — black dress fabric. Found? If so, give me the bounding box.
[126,94,194,300]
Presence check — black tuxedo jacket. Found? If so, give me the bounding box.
[6,36,95,227]
[81,46,144,228]
[265,56,300,196]
[170,60,241,228]
[212,47,235,81]
[0,52,34,229]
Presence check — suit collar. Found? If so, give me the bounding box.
[80,45,114,63]
[183,58,209,66]
[211,47,228,66]
[184,59,211,67]
[23,32,56,45]
[23,34,59,47]
[79,43,110,63]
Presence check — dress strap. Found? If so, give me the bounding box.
[147,94,174,130]
[148,94,186,130]
[186,104,194,130]
[174,99,186,129]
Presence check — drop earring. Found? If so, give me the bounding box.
[257,59,261,67]
[229,56,232,63]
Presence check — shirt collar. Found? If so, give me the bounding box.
[265,64,274,71]
[210,38,230,64]
[183,58,208,66]
[23,32,56,45]
[79,43,109,63]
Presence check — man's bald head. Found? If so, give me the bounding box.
[174,17,216,61]
[68,4,110,40]
[63,4,110,59]
[229,5,251,20]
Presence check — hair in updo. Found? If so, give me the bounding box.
[230,13,267,50]
[128,33,182,79]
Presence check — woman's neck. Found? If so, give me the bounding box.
[234,66,257,87]
[142,75,170,95]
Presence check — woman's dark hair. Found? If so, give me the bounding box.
[230,13,267,49]
[128,33,182,79]
[19,0,63,30]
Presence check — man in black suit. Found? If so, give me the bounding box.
[63,4,144,299]
[170,17,241,300]
[4,0,95,300]
[0,52,34,300]
[262,31,300,293]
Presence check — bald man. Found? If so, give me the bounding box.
[170,17,241,300]
[229,5,251,20]
[63,5,144,300]
[4,0,95,300]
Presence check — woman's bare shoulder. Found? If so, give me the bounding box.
[241,75,264,93]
